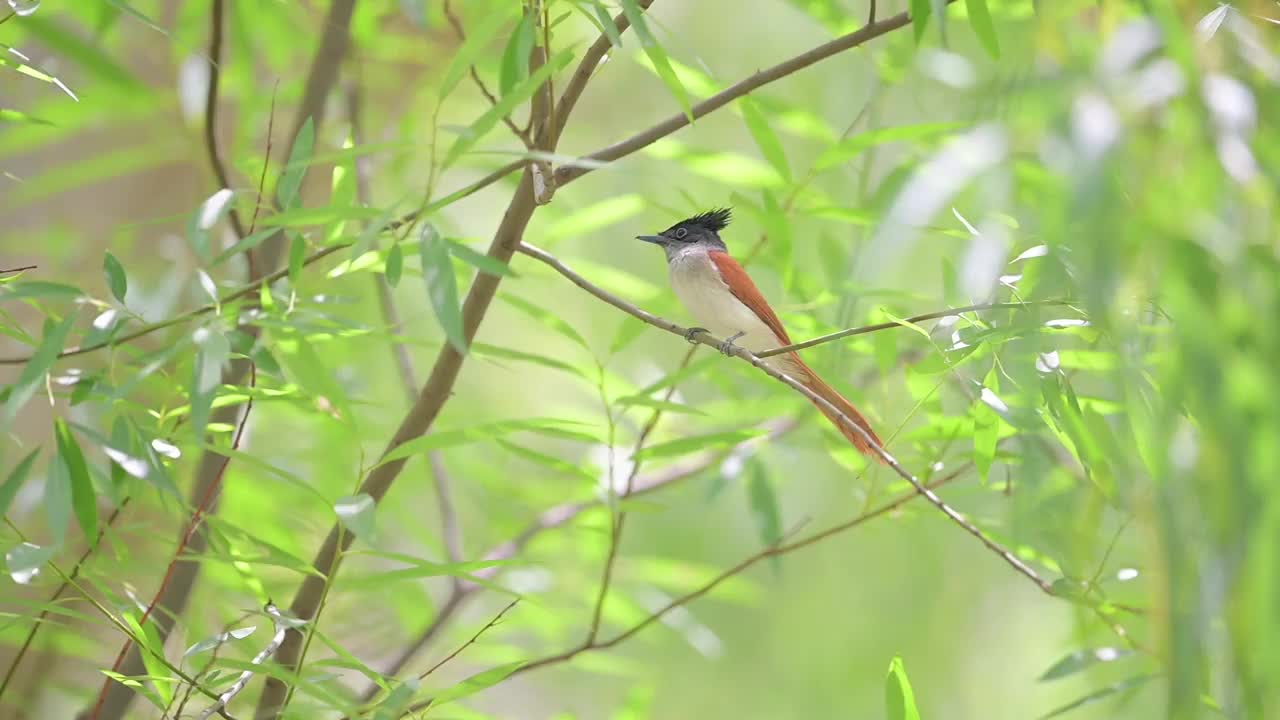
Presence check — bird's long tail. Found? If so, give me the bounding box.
[790,355,885,461]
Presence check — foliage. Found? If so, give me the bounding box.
[1,1,1278,719]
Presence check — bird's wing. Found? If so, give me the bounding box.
[708,250,792,345]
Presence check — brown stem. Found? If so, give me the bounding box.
[202,0,249,244]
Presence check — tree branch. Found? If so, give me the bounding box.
[756,300,1077,358]
[553,2,954,187]
[203,0,249,246]
[516,241,1053,594]
[443,0,531,147]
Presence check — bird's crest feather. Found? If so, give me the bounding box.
[678,207,732,233]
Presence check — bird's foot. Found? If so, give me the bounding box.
[683,326,708,343]
[718,331,746,356]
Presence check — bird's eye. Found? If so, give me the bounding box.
[674,227,688,239]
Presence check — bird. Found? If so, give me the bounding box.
[636,207,884,460]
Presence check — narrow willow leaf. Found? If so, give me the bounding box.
[385,243,404,287]
[0,281,83,303]
[614,395,706,415]
[499,12,536,96]
[184,626,257,657]
[5,311,77,422]
[210,228,277,266]
[590,1,624,48]
[472,342,589,380]
[419,227,467,353]
[54,419,96,539]
[740,97,790,182]
[190,326,230,441]
[909,0,931,42]
[544,194,646,242]
[500,294,591,351]
[1039,648,1132,682]
[448,240,514,277]
[965,0,999,57]
[6,542,56,585]
[335,493,376,539]
[431,662,527,706]
[278,116,314,209]
[371,678,419,719]
[621,0,692,121]
[746,462,782,553]
[287,233,306,286]
[815,123,965,170]
[102,252,127,301]
[444,49,574,167]
[0,107,54,125]
[634,429,764,460]
[439,6,514,100]
[1039,675,1154,719]
[885,655,922,720]
[377,418,589,465]
[0,447,39,517]
[45,455,71,543]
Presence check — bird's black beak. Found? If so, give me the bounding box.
[636,234,664,244]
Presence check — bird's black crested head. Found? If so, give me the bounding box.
[636,207,732,255]
[675,207,732,234]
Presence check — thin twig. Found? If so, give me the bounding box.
[443,0,530,146]
[202,0,249,243]
[418,599,519,681]
[757,300,1077,357]
[516,242,1053,594]
[0,264,36,275]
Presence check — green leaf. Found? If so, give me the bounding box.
[747,462,782,553]
[190,326,230,441]
[6,542,56,585]
[431,662,527,706]
[102,251,128,302]
[622,0,693,121]
[335,493,376,540]
[1039,648,1133,682]
[444,49,574,167]
[909,0,931,42]
[371,678,419,720]
[419,227,467,353]
[500,294,591,351]
[5,311,77,422]
[885,655,922,720]
[287,233,306,286]
[0,281,83,303]
[590,1,624,48]
[45,455,71,542]
[634,429,764,460]
[0,108,55,125]
[614,395,706,415]
[448,240,514,277]
[740,97,790,183]
[439,6,515,100]
[184,626,257,657]
[377,418,591,465]
[1039,675,1154,719]
[815,123,965,170]
[499,12,536,96]
[278,116,314,209]
[54,419,97,540]
[385,243,404,287]
[965,0,999,57]
[0,447,39,518]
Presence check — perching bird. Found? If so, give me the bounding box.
[637,208,883,459]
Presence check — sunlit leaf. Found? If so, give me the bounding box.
[184,626,257,657]
[278,115,314,209]
[439,5,515,100]
[1039,647,1133,681]
[5,311,77,422]
[885,655,921,720]
[621,0,692,121]
[335,493,376,540]
[6,542,56,585]
[965,0,999,57]
[740,98,790,182]
[0,447,39,518]
[102,251,127,302]
[499,11,536,96]
[54,419,96,540]
[419,226,467,353]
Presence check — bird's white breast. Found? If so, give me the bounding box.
[667,249,798,373]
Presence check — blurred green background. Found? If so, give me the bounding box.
[1,1,1277,719]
